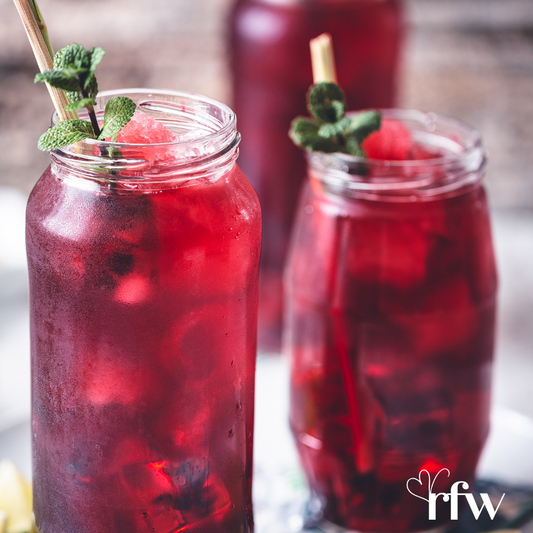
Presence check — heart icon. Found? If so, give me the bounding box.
[406,468,450,502]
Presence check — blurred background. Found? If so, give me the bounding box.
[1,0,533,201]
[0,0,532,501]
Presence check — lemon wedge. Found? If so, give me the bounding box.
[0,460,32,533]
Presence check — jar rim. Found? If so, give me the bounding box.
[308,109,482,168]
[52,88,237,149]
[49,89,240,189]
[307,108,486,200]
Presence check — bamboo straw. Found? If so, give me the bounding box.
[309,33,338,84]
[12,0,76,121]
[312,34,373,472]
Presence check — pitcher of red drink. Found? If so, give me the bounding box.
[285,110,497,531]
[27,90,261,533]
[230,0,404,351]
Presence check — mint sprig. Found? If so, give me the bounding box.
[99,97,137,142]
[35,43,136,151]
[289,82,381,157]
[37,119,95,151]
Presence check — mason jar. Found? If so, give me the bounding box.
[285,110,497,531]
[27,89,261,533]
[230,0,404,352]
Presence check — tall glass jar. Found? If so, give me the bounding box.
[230,0,404,352]
[27,90,261,533]
[285,110,497,531]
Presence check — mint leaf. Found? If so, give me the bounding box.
[89,47,105,74]
[34,69,80,93]
[307,82,345,123]
[48,44,104,137]
[59,44,104,73]
[289,117,340,153]
[85,48,104,98]
[345,136,366,157]
[61,43,87,69]
[98,97,136,141]
[53,44,77,69]
[289,81,381,156]
[83,73,99,99]
[317,119,347,139]
[51,44,102,100]
[344,110,381,142]
[289,117,319,142]
[37,120,95,151]
[64,98,97,112]
[38,43,134,149]
[306,136,341,153]
[342,111,381,156]
[53,45,82,102]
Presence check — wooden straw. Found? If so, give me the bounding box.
[310,33,338,84]
[312,35,372,472]
[12,0,76,121]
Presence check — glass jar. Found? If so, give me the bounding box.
[27,90,261,533]
[285,110,497,531]
[230,0,404,352]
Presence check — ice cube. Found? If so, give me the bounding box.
[369,368,453,453]
[361,118,413,160]
[121,461,186,533]
[116,111,177,144]
[121,459,231,533]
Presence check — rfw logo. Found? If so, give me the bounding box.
[406,469,505,521]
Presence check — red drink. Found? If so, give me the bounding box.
[230,0,404,351]
[27,90,261,533]
[285,111,497,531]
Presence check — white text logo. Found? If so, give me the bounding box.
[406,469,505,521]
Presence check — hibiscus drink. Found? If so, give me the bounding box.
[231,0,404,351]
[285,110,497,531]
[27,90,261,533]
